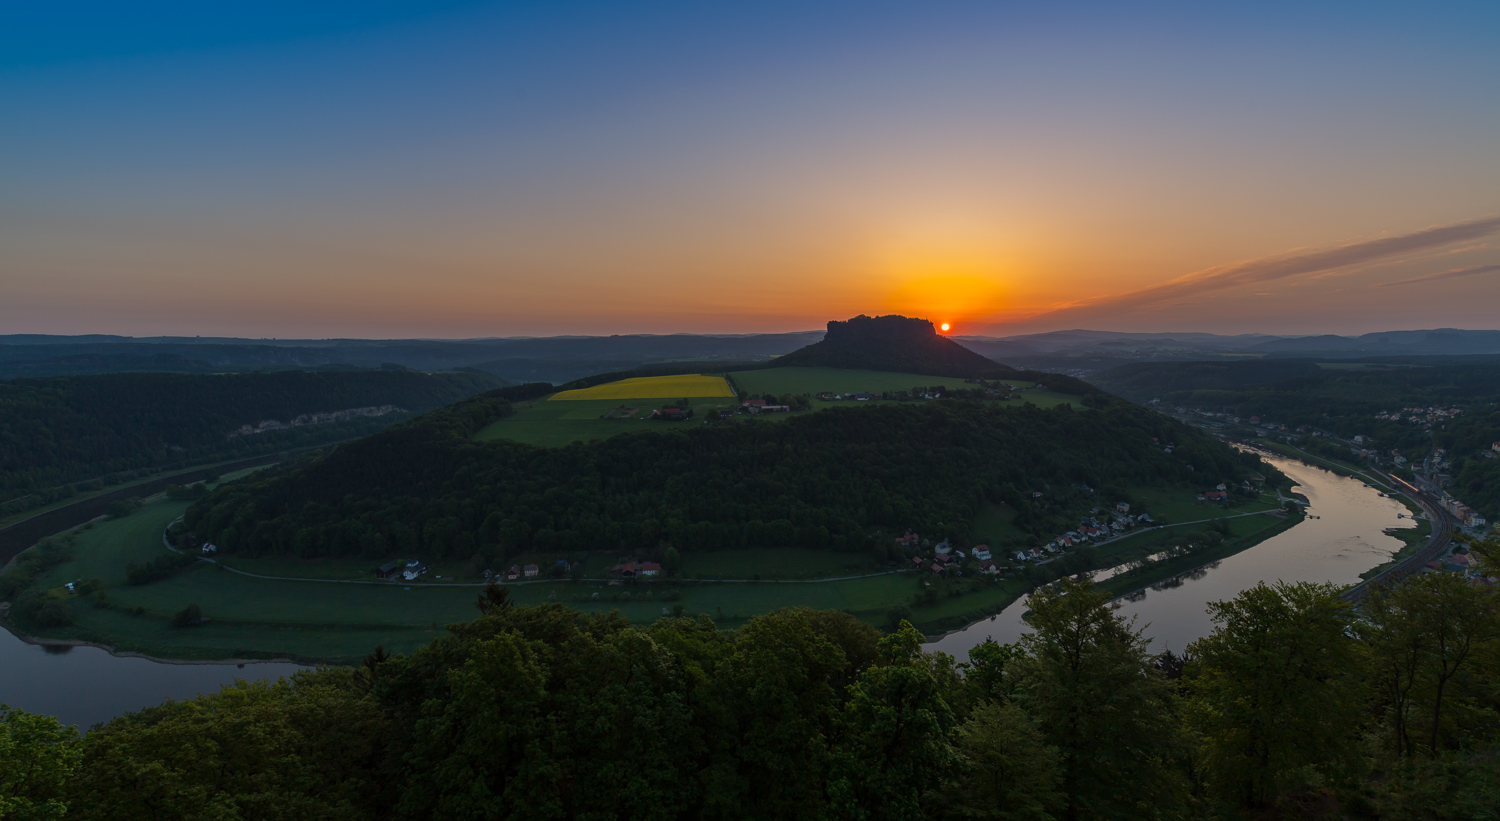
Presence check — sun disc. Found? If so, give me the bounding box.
[940,323,950,331]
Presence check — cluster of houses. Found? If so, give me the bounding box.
[1373,406,1464,428]
[376,559,428,582]
[608,560,662,580]
[899,534,1003,577]
[1016,503,1153,562]
[740,399,791,414]
[1438,494,1488,529]
[1197,482,1250,503]
[1426,547,1495,587]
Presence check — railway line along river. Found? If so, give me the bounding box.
[4,453,1409,729]
[929,454,1417,659]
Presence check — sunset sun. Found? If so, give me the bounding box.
[940,323,950,331]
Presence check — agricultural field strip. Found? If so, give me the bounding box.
[549,375,735,401]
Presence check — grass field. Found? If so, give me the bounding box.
[475,366,1082,447]
[550,374,734,401]
[7,485,1303,661]
[729,367,970,397]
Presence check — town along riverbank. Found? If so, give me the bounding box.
[929,454,1416,658]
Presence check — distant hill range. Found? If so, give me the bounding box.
[955,327,1500,372]
[7,326,1498,385]
[0,369,503,516]
[0,333,822,382]
[771,315,1015,377]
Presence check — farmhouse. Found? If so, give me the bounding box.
[523,564,540,578]
[402,560,427,581]
[639,562,662,577]
[376,560,403,580]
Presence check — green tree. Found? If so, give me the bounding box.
[1365,571,1498,758]
[67,672,386,821]
[1,705,79,821]
[828,621,958,821]
[1015,579,1184,821]
[939,701,1062,821]
[1185,581,1365,808]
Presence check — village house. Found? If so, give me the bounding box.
[972,545,992,561]
[507,564,521,580]
[980,560,1000,575]
[639,562,662,577]
[402,560,427,581]
[930,562,945,575]
[376,560,404,580]
[523,563,540,578]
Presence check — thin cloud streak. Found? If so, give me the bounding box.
[1371,263,1500,288]
[1011,216,1500,324]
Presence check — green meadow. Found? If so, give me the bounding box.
[7,472,1297,662]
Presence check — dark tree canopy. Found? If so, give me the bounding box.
[183,392,1268,562]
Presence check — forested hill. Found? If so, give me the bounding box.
[0,369,502,500]
[1090,359,1326,399]
[771,315,1013,377]
[184,391,1268,562]
[1090,357,1500,518]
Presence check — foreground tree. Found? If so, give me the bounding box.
[1014,579,1184,821]
[0,705,79,821]
[829,622,959,821]
[1185,581,1365,809]
[938,701,1062,821]
[1365,570,1498,759]
[67,672,386,821]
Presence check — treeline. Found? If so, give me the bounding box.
[1092,359,1500,428]
[1091,358,1500,518]
[8,571,1500,820]
[182,395,1268,563]
[0,369,503,499]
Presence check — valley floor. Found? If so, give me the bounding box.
[3,485,1297,664]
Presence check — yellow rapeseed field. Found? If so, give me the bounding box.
[548,374,736,401]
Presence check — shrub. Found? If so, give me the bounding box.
[126,552,197,585]
[171,603,204,627]
[105,498,141,519]
[10,595,73,630]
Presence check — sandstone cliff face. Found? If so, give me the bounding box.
[771,314,1012,377]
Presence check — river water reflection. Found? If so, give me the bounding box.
[928,456,1414,659]
[0,633,305,730]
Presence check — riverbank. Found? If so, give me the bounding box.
[921,509,1302,639]
[3,479,1297,663]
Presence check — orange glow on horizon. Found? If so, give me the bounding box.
[882,274,1007,328]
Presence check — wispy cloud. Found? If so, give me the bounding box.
[1014,215,1500,323]
[1371,263,1500,288]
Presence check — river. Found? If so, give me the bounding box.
[2,455,1406,729]
[928,455,1415,658]
[0,635,306,730]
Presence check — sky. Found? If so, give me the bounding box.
[3,1,1498,339]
